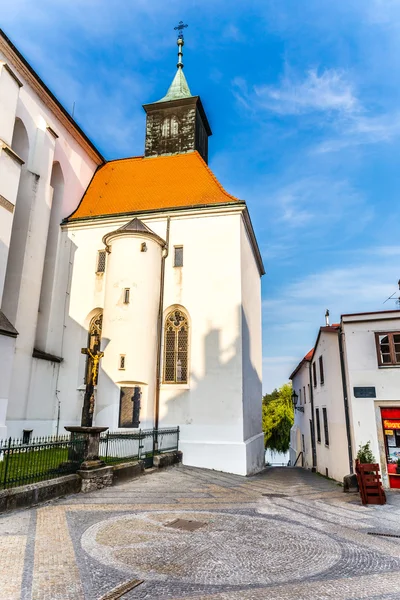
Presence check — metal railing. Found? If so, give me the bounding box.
[0,427,180,490]
[0,435,85,490]
[100,427,180,468]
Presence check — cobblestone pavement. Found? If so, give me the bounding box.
[1,466,400,600]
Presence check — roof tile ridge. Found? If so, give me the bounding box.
[106,155,144,164]
[193,151,240,202]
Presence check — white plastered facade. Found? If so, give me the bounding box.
[290,311,400,488]
[61,206,264,476]
[0,34,102,440]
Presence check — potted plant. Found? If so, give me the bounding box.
[396,458,400,475]
[356,441,376,465]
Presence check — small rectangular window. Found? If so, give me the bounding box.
[303,386,306,404]
[123,288,130,304]
[319,356,324,385]
[299,388,302,405]
[174,246,183,267]
[312,362,317,388]
[119,355,126,370]
[316,408,321,443]
[97,250,106,273]
[322,407,329,446]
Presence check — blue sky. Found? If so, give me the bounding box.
[3,0,400,392]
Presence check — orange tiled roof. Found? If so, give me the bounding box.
[68,151,240,221]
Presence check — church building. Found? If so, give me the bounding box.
[0,28,265,475]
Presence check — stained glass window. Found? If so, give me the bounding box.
[163,309,189,383]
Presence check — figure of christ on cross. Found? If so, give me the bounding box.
[81,347,104,427]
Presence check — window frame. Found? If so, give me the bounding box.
[96,250,106,274]
[123,288,130,304]
[322,406,329,447]
[303,385,306,404]
[162,308,189,384]
[312,362,317,388]
[315,407,321,443]
[119,354,126,370]
[375,331,400,367]
[173,246,183,268]
[319,355,325,385]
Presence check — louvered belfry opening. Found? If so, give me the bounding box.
[163,309,189,383]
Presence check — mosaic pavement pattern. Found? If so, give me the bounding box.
[1,465,400,599]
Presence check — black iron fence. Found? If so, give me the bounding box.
[0,427,180,489]
[0,435,85,490]
[100,427,180,468]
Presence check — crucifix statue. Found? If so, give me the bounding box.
[81,346,104,427]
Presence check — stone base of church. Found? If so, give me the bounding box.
[180,432,265,476]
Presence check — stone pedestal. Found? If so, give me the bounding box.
[78,465,114,493]
[65,426,113,492]
[65,425,108,470]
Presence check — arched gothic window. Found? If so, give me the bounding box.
[163,309,189,383]
[161,117,170,138]
[170,116,179,136]
[85,312,103,384]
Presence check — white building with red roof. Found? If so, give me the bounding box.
[290,310,400,489]
[0,29,265,475]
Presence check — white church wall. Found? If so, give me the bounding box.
[0,335,15,439]
[0,150,22,305]
[155,211,259,475]
[240,217,264,473]
[0,43,101,438]
[0,61,20,146]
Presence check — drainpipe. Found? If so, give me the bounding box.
[154,217,170,441]
[309,361,317,472]
[338,327,353,474]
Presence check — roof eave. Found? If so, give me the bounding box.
[0,28,105,164]
[63,200,246,225]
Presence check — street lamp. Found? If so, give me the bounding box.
[292,390,304,413]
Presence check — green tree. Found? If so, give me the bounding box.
[262,382,294,453]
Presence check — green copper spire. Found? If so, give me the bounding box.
[157,22,192,102]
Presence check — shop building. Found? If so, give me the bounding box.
[290,310,400,489]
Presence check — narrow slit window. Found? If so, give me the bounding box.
[319,355,325,385]
[119,355,126,370]
[97,250,106,273]
[312,362,317,388]
[174,246,183,267]
[316,408,321,443]
[322,407,329,446]
[123,288,130,304]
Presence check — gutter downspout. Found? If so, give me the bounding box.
[338,327,353,474]
[309,362,317,472]
[154,217,170,443]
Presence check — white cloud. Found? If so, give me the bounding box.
[252,69,359,115]
[315,112,400,153]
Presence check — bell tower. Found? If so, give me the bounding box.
[143,22,212,163]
